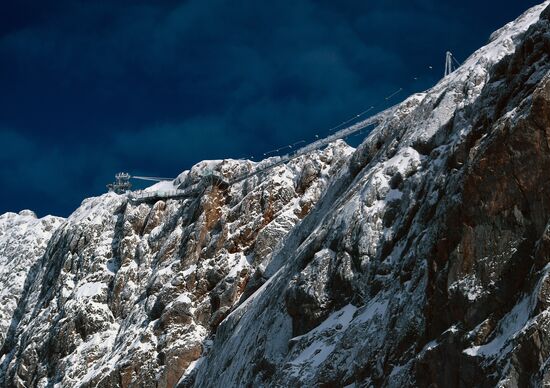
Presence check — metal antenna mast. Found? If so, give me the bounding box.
[445,51,453,77]
[444,51,460,77]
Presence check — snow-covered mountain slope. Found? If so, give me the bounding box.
[0,142,353,387]
[191,2,550,387]
[2,2,550,387]
[0,211,64,353]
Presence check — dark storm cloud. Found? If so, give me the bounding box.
[0,0,543,216]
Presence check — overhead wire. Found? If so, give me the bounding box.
[242,61,437,161]
[129,60,443,202]
[131,61,437,201]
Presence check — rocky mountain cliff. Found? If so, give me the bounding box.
[0,211,64,354]
[2,2,550,387]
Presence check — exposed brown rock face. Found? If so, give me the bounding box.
[420,16,550,386]
[189,3,550,387]
[0,142,351,387]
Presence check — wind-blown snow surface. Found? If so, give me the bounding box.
[2,2,550,387]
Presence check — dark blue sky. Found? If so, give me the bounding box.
[0,0,542,217]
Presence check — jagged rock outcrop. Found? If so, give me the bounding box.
[0,211,64,353]
[0,142,352,387]
[2,2,550,387]
[190,2,550,387]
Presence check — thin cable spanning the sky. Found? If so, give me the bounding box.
[127,56,460,201]
[128,59,443,193]
[257,62,437,160]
